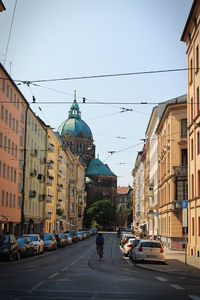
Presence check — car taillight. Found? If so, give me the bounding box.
[160,247,164,253]
[138,246,143,252]
[127,244,131,247]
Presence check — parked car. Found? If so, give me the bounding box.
[23,234,44,255]
[131,239,166,263]
[41,234,57,251]
[55,233,67,247]
[65,230,78,243]
[17,237,34,258]
[122,238,136,256]
[77,231,84,241]
[0,234,20,261]
[120,233,135,247]
[129,238,140,260]
[63,233,72,245]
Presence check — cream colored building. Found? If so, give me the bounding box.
[156,96,187,250]
[181,0,200,258]
[23,109,46,234]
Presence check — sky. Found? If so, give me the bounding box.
[0,0,192,187]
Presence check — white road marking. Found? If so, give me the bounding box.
[189,296,200,300]
[170,284,185,290]
[27,281,45,293]
[48,272,59,279]
[62,266,69,271]
[70,258,80,265]
[155,276,168,282]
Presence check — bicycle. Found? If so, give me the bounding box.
[97,245,103,260]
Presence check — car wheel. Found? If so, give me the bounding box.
[9,253,14,262]
[17,251,20,260]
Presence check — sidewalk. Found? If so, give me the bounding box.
[135,248,200,278]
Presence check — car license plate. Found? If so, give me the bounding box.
[146,255,156,258]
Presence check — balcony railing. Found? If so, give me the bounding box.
[48,143,54,152]
[29,190,36,198]
[173,165,188,176]
[39,194,45,201]
[173,200,182,210]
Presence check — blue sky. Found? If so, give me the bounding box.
[0,0,192,186]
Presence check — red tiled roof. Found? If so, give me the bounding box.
[117,186,130,195]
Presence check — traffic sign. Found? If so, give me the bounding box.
[182,200,187,209]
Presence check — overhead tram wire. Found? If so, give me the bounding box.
[13,67,192,84]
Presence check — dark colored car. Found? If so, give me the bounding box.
[17,237,34,258]
[65,230,78,243]
[0,234,20,261]
[41,234,57,251]
[55,233,67,247]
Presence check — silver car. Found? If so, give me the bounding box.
[24,234,44,254]
[131,239,166,263]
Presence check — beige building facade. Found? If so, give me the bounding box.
[181,0,200,257]
[156,96,187,250]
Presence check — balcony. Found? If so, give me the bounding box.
[48,143,54,152]
[47,159,54,169]
[173,165,188,176]
[30,149,37,157]
[37,173,43,182]
[147,184,154,197]
[39,194,45,201]
[29,190,36,198]
[30,169,37,177]
[45,212,52,220]
[47,176,54,186]
[58,155,63,163]
[173,200,182,210]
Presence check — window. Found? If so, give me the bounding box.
[197,132,200,155]
[15,145,17,158]
[11,142,14,156]
[19,150,23,169]
[17,98,19,110]
[10,193,12,207]
[0,161,1,176]
[3,163,5,178]
[197,87,200,113]
[7,165,9,180]
[191,97,193,121]
[1,105,4,120]
[2,190,4,206]
[181,149,187,165]
[11,167,13,182]
[6,84,9,98]
[191,174,194,198]
[4,135,7,151]
[191,138,194,160]
[14,169,16,183]
[10,88,13,102]
[14,94,16,106]
[9,113,12,128]
[190,58,193,83]
[20,127,24,146]
[196,45,199,71]
[21,105,25,124]
[181,119,187,137]
[192,217,195,236]
[0,132,2,147]
[13,117,15,130]
[2,78,5,93]
[8,139,10,154]
[13,195,15,208]
[6,192,8,206]
[16,121,18,133]
[198,170,200,196]
[5,109,8,124]
[17,196,21,208]
[198,217,200,237]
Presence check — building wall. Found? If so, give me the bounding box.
[23,108,46,234]
[156,101,187,250]
[0,65,28,235]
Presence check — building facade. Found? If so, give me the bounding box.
[156,95,187,250]
[181,0,200,258]
[0,64,28,235]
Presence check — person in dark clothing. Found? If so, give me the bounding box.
[96,233,104,259]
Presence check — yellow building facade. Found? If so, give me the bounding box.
[156,96,187,250]
[23,108,46,234]
[181,0,200,257]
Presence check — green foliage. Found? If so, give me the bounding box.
[86,199,116,229]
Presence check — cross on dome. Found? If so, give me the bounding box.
[68,89,81,119]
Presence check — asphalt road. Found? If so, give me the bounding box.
[0,232,199,300]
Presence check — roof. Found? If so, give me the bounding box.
[117,186,131,195]
[58,91,93,139]
[181,0,198,41]
[86,158,116,177]
[0,0,5,11]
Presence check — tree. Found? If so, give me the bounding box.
[86,199,116,230]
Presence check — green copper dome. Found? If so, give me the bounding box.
[86,158,116,176]
[58,91,93,139]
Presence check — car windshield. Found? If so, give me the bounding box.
[17,237,26,243]
[44,235,52,241]
[0,235,9,244]
[128,239,135,244]
[141,241,161,248]
[58,234,63,238]
[28,235,39,241]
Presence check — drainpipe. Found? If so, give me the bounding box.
[21,104,29,235]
